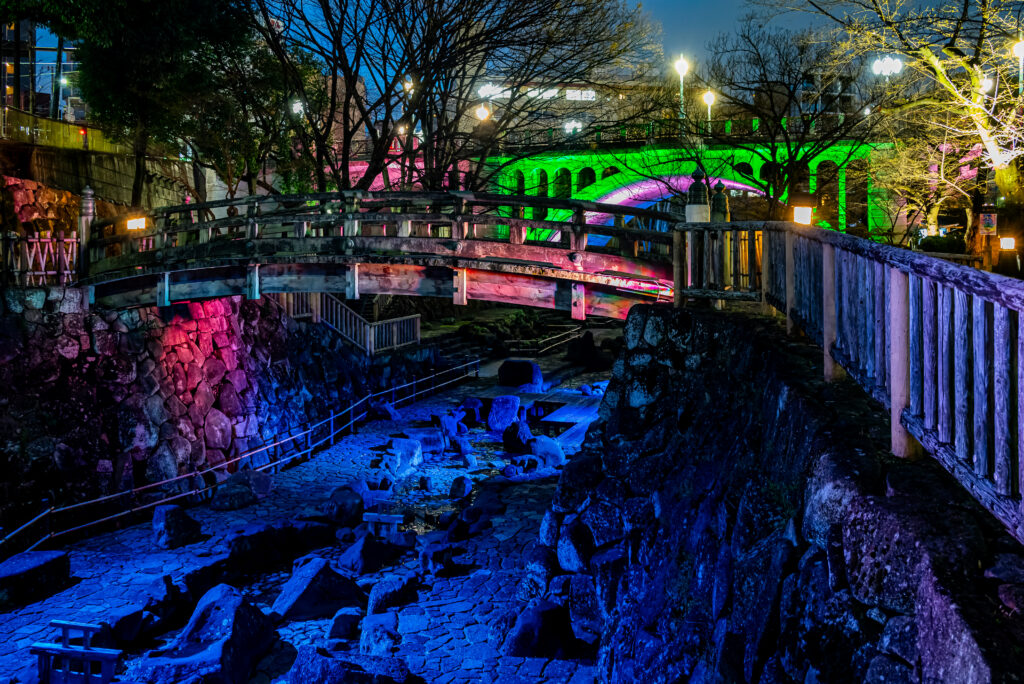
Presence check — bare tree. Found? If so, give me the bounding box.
[252,0,663,193]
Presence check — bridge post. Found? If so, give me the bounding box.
[673,226,685,308]
[77,186,94,279]
[570,207,588,251]
[345,264,360,300]
[245,265,260,300]
[822,243,840,381]
[344,198,361,237]
[453,268,468,306]
[571,283,586,321]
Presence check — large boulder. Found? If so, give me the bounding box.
[459,398,483,425]
[501,598,576,658]
[125,584,275,684]
[287,645,412,684]
[152,504,202,549]
[556,519,594,573]
[529,435,566,468]
[322,486,365,527]
[338,535,400,575]
[498,360,543,389]
[449,476,473,501]
[383,439,423,479]
[360,612,400,656]
[367,573,419,615]
[502,419,533,454]
[487,395,521,432]
[402,428,447,455]
[0,551,71,610]
[271,557,364,620]
[211,470,272,511]
[326,606,364,642]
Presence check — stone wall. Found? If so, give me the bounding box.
[1,176,123,235]
[0,289,442,527]
[0,142,189,209]
[535,306,1024,683]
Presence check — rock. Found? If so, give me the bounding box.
[271,557,364,620]
[327,606,364,641]
[524,542,558,587]
[287,645,412,684]
[487,395,520,432]
[538,509,561,547]
[367,573,419,615]
[984,554,1024,584]
[152,504,202,549]
[501,464,521,478]
[402,428,447,455]
[419,543,461,575]
[0,551,71,610]
[502,419,533,454]
[323,486,365,527]
[568,575,603,644]
[529,435,566,467]
[360,612,400,656]
[498,359,543,388]
[581,501,623,548]
[368,401,401,421]
[125,584,275,684]
[879,616,917,666]
[501,598,575,658]
[205,408,233,450]
[449,476,473,500]
[556,519,594,572]
[459,451,478,468]
[865,654,914,683]
[211,470,271,511]
[383,438,423,479]
[438,414,463,439]
[338,535,399,575]
[459,397,483,425]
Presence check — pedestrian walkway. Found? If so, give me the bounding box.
[0,360,608,684]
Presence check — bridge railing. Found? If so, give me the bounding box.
[266,291,420,355]
[1,229,78,287]
[755,221,1024,544]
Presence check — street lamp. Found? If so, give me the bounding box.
[980,75,994,94]
[475,104,490,121]
[871,55,903,81]
[1014,38,1024,96]
[702,90,715,128]
[564,119,583,134]
[291,100,303,115]
[674,56,689,120]
[790,190,815,225]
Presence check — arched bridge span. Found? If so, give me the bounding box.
[81,192,694,319]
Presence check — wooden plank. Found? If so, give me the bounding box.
[863,255,875,380]
[822,243,838,381]
[571,283,586,321]
[923,279,937,430]
[452,267,468,306]
[973,296,991,479]
[785,230,795,334]
[954,289,971,463]
[994,304,1013,495]
[938,284,953,444]
[889,267,914,457]
[909,274,922,417]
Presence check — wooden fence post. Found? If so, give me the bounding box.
[822,243,839,381]
[77,186,94,279]
[888,267,918,458]
[785,229,795,334]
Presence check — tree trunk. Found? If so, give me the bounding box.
[131,127,148,207]
[191,160,206,202]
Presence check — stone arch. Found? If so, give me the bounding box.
[813,160,841,229]
[533,169,549,220]
[578,167,597,191]
[512,170,526,196]
[602,166,620,179]
[553,168,572,199]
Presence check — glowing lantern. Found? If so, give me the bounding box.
[1000,236,1016,250]
[126,217,147,231]
[789,190,815,225]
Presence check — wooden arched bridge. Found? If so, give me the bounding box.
[74,190,752,317]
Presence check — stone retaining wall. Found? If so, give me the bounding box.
[536,306,1024,683]
[0,289,441,527]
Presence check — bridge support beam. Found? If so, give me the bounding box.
[571,283,586,321]
[246,264,261,300]
[156,272,171,307]
[345,264,360,300]
[453,268,468,306]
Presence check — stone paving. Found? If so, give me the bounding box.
[0,356,608,684]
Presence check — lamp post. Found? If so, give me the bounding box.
[702,90,715,130]
[475,104,490,121]
[790,190,815,225]
[674,56,689,121]
[871,55,903,82]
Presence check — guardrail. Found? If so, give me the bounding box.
[1,107,132,155]
[0,358,480,560]
[508,326,584,355]
[1,229,78,287]
[266,291,421,355]
[758,222,1024,544]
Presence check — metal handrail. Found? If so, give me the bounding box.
[0,358,481,559]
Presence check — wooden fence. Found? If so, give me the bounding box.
[1,230,78,287]
[757,223,1024,543]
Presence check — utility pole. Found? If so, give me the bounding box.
[50,37,63,119]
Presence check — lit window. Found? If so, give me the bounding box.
[566,89,596,101]
[527,88,558,99]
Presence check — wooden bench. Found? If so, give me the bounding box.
[30,620,121,684]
